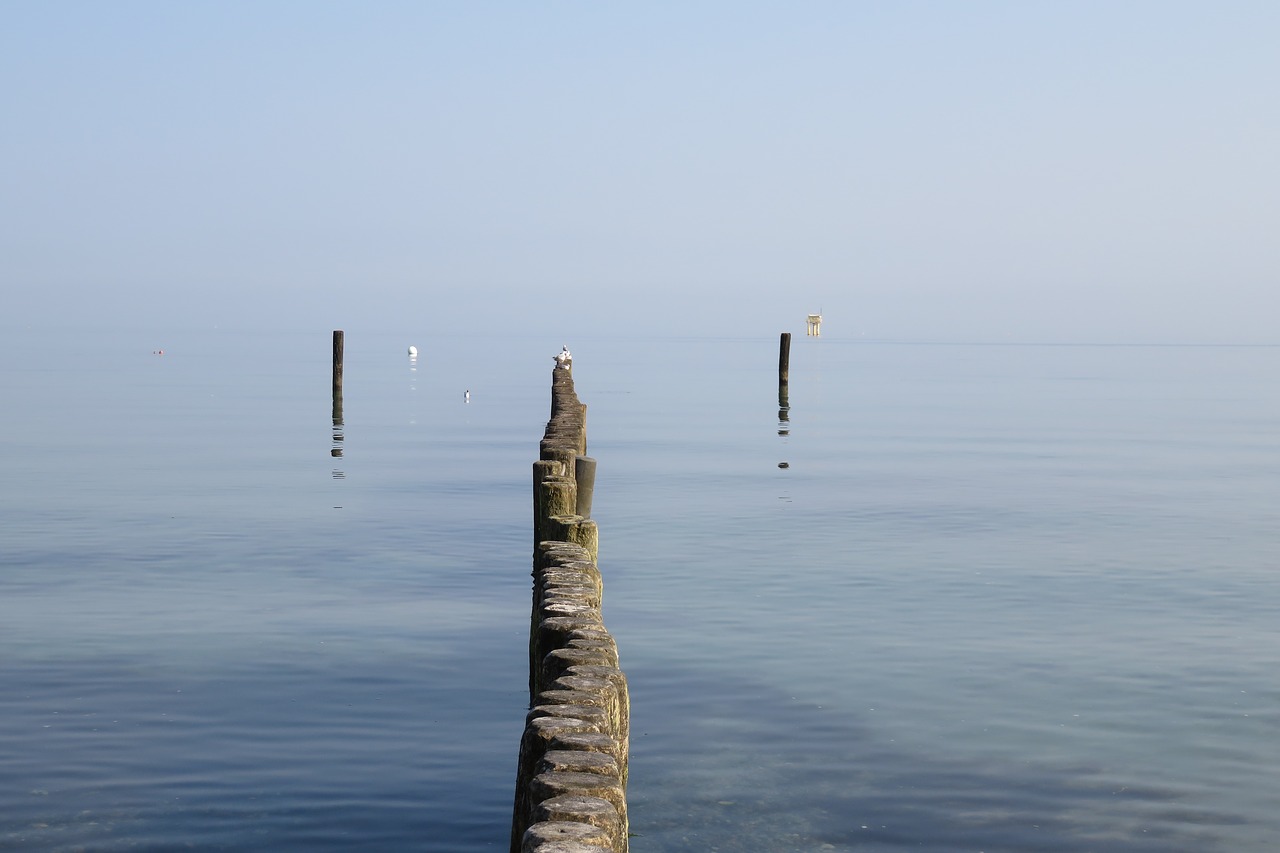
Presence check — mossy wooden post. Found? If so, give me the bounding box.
[778,331,791,386]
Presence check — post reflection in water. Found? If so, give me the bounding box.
[777,382,790,437]
[331,330,346,481]
[331,384,345,480]
[408,350,419,423]
[776,381,792,475]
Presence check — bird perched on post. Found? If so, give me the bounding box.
[554,345,572,368]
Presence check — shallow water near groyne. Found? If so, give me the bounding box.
[3,327,1278,851]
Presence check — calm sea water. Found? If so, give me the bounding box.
[3,327,1278,851]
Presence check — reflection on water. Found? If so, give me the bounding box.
[331,384,345,479]
[331,331,346,479]
[777,382,790,437]
[777,382,791,479]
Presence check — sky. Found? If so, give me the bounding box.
[2,1,1277,342]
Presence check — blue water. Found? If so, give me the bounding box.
[3,328,1278,851]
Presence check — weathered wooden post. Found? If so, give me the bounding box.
[575,456,597,518]
[778,332,791,386]
[332,330,344,396]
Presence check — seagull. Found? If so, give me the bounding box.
[465,389,470,403]
[407,345,418,357]
[554,345,572,368]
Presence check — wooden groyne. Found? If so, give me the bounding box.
[511,358,630,853]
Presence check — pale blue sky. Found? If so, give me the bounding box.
[3,1,1277,342]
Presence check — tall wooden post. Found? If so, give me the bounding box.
[332,330,344,398]
[778,332,791,386]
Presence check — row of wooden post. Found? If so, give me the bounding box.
[512,361,630,853]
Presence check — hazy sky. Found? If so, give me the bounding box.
[3,1,1277,342]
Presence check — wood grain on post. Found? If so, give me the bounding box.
[521,820,613,853]
[531,796,623,850]
[530,772,627,843]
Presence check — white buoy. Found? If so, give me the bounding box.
[407,345,418,357]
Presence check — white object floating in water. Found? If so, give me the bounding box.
[465,390,470,402]
[407,345,418,357]
[554,345,572,368]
